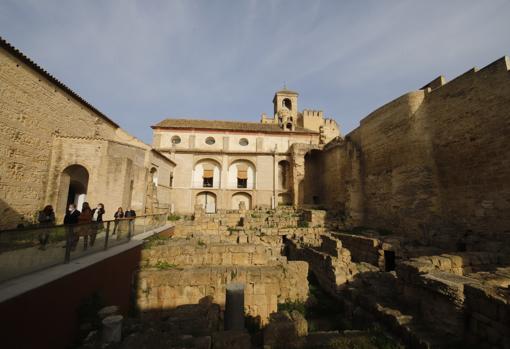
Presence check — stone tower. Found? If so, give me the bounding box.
[273,88,298,131]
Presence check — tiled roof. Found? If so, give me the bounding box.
[152,118,318,134]
[275,88,299,95]
[0,35,120,128]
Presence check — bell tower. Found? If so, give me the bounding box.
[273,87,298,131]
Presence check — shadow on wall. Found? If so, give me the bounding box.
[0,198,27,230]
[0,242,143,349]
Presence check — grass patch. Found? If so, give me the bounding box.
[143,234,171,249]
[154,260,178,270]
[167,214,181,221]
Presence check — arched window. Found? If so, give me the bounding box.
[232,192,252,210]
[193,159,221,188]
[150,167,158,186]
[196,191,217,213]
[282,98,292,110]
[227,160,255,189]
[278,160,290,190]
[171,135,181,145]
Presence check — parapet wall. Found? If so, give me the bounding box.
[318,56,510,240]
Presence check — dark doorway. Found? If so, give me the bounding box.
[384,250,396,272]
[282,235,289,257]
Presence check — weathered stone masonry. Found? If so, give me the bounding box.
[0,37,175,228]
[311,57,510,240]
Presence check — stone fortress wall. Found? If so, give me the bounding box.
[307,57,510,241]
[0,38,174,228]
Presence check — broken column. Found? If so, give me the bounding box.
[224,282,245,330]
[102,315,123,343]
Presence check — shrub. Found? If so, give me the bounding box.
[298,220,309,228]
[278,300,307,317]
[167,214,181,221]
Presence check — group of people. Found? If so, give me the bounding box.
[36,203,137,250]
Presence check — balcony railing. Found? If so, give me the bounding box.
[0,213,168,283]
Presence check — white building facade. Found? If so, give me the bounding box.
[152,89,340,214]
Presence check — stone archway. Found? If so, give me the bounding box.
[231,192,252,210]
[196,191,217,213]
[57,164,89,215]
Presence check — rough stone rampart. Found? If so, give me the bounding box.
[317,57,510,239]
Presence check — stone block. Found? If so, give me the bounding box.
[212,330,251,349]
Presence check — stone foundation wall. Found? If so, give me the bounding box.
[396,252,510,342]
[464,283,510,347]
[136,261,309,324]
[141,239,281,267]
[287,234,357,295]
[332,233,384,268]
[398,252,510,277]
[174,207,324,239]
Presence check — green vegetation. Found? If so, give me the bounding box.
[142,234,171,249]
[277,300,307,316]
[167,214,181,221]
[197,239,207,247]
[154,260,178,270]
[298,220,309,228]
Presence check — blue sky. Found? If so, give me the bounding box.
[1,0,509,144]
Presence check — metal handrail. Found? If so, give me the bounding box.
[0,213,166,234]
[0,213,168,283]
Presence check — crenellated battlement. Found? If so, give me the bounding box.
[302,109,324,118]
[324,118,338,126]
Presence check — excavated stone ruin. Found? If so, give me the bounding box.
[76,207,510,349]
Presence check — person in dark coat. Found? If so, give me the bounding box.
[124,208,136,236]
[64,204,80,250]
[92,203,105,223]
[64,204,80,224]
[37,205,55,250]
[124,208,136,218]
[79,202,93,250]
[113,207,124,235]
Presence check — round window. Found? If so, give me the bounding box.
[239,138,249,146]
[205,137,215,145]
[171,135,181,145]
